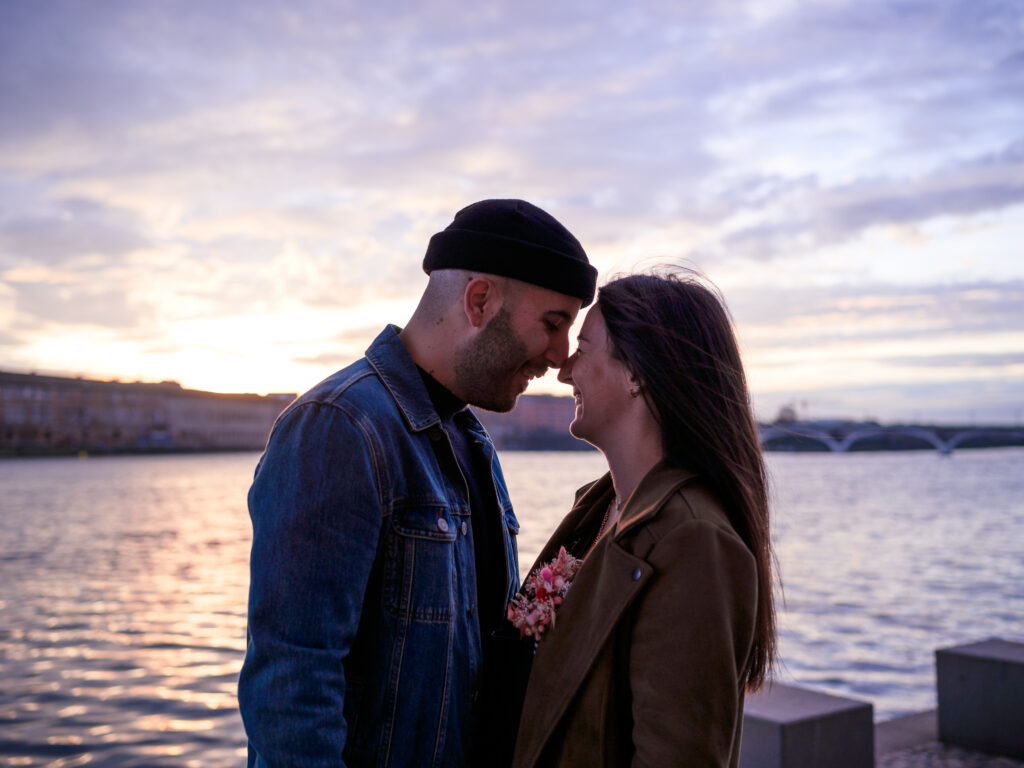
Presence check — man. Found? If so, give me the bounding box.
[239,199,596,767]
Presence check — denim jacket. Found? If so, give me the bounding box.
[239,325,521,768]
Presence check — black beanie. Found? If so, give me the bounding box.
[423,199,597,306]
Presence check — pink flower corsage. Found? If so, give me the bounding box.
[507,546,582,640]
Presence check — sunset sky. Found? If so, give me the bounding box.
[1,0,1022,424]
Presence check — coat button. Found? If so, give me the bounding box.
[631,567,642,581]
[437,518,449,532]
[461,521,468,535]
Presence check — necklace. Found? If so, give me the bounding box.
[603,496,622,535]
[586,495,621,558]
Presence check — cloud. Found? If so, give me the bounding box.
[12,282,152,329]
[715,139,1024,260]
[0,197,148,266]
[884,352,1024,368]
[292,350,365,369]
[752,376,1024,424]
[289,323,401,369]
[4,0,1018,256]
[0,0,1021,412]
[827,141,1024,228]
[731,280,1024,342]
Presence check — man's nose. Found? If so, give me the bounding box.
[546,327,572,368]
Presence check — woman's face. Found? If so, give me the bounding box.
[557,307,635,449]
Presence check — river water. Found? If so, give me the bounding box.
[1,447,1022,765]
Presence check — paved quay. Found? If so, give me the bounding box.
[879,743,1024,768]
[876,711,1024,768]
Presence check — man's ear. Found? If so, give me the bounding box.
[463,276,501,329]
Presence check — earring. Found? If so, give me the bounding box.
[629,386,641,399]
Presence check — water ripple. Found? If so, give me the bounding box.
[2,448,1023,764]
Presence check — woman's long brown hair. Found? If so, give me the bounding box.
[598,270,777,689]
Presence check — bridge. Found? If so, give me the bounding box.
[758,424,1024,455]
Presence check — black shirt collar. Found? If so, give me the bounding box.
[417,366,467,421]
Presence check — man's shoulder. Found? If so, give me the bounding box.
[283,357,412,428]
[291,325,420,415]
[296,357,378,408]
[265,357,408,457]
[274,325,439,438]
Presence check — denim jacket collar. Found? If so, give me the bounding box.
[366,324,462,434]
[366,324,494,448]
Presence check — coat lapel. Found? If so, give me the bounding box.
[513,462,698,768]
[515,533,652,768]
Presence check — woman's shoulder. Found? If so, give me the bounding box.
[666,479,731,527]
[622,464,727,530]
[638,483,755,576]
[638,474,746,551]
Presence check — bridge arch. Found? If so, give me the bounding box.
[759,425,1023,454]
[945,430,988,451]
[759,426,841,452]
[837,427,949,454]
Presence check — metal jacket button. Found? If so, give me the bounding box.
[631,567,642,581]
[437,518,449,532]
[460,521,468,535]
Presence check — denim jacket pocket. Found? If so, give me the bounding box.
[383,504,462,623]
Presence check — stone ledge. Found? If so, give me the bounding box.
[936,637,1024,760]
[740,682,874,768]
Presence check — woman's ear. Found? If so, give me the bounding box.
[627,370,643,399]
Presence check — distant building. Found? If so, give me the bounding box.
[0,371,294,456]
[472,394,592,451]
[10,372,1012,458]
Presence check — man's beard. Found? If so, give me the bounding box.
[453,307,532,413]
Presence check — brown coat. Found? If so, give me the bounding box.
[511,462,758,768]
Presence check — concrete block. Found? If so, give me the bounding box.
[936,637,1024,759]
[739,682,874,768]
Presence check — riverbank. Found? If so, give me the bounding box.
[5,439,1024,458]
[877,712,1024,767]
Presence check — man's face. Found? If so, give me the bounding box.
[453,285,582,412]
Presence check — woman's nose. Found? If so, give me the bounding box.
[557,354,576,384]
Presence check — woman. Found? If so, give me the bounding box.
[510,271,776,768]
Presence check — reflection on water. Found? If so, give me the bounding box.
[1,454,252,766]
[1,448,1023,763]
[766,447,1024,716]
